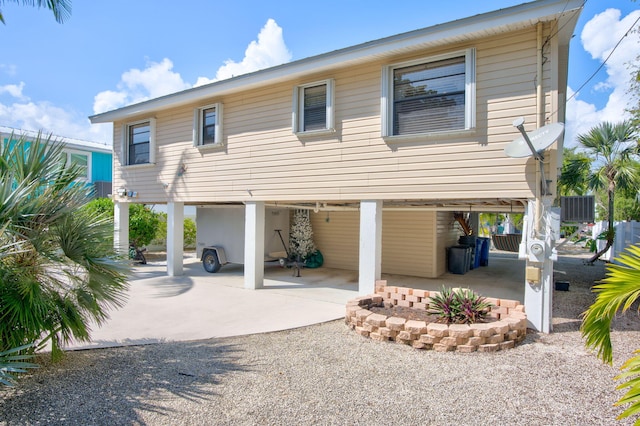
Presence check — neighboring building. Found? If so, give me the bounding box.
[89,0,583,332]
[0,126,113,197]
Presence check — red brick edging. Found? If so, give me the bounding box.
[345,282,527,352]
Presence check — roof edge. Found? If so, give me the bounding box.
[90,0,583,124]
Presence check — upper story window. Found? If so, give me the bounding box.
[194,103,223,148]
[123,118,155,166]
[292,79,335,135]
[381,48,475,139]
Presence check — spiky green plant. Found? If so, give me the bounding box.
[581,244,640,424]
[0,344,38,387]
[429,287,493,324]
[0,132,128,361]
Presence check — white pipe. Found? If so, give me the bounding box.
[535,21,544,236]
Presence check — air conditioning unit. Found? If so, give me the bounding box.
[527,239,546,263]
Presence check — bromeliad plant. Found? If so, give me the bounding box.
[429,287,493,324]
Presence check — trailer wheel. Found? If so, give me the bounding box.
[202,250,221,273]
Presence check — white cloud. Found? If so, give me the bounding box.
[194,19,292,86]
[2,19,293,146]
[0,64,18,77]
[92,58,191,114]
[0,81,28,100]
[565,8,640,147]
[0,99,112,144]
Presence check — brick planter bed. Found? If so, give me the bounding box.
[345,283,527,352]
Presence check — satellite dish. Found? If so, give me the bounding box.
[505,121,564,158]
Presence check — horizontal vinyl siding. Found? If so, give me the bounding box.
[310,211,359,271]
[112,25,554,205]
[436,211,460,276]
[381,211,436,277]
[310,210,450,278]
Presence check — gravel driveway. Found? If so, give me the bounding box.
[1,255,638,425]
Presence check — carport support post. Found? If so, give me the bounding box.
[114,201,129,256]
[244,201,265,289]
[359,200,382,295]
[523,199,553,333]
[167,202,184,276]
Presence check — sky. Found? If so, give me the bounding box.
[0,0,639,149]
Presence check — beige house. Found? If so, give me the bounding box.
[90,0,583,332]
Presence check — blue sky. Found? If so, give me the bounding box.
[0,0,638,147]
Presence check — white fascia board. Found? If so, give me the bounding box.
[89,0,582,124]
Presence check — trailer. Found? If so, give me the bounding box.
[196,205,290,273]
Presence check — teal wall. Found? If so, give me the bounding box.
[91,151,112,182]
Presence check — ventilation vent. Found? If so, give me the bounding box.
[560,196,594,223]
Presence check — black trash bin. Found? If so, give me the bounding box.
[448,245,471,275]
[458,235,477,270]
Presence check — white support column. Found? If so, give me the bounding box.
[244,201,265,290]
[523,199,554,333]
[359,200,382,295]
[167,202,184,276]
[113,201,129,257]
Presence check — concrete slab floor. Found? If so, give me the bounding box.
[65,249,588,351]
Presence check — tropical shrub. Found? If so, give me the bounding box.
[429,287,493,324]
[582,244,640,424]
[0,344,38,387]
[0,133,128,363]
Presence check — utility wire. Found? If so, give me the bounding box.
[560,13,640,110]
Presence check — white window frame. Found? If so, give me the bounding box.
[292,79,335,136]
[121,118,156,167]
[63,149,91,181]
[381,48,476,140]
[193,103,224,149]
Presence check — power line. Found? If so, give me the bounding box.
[563,13,640,107]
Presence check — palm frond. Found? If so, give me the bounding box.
[581,244,640,364]
[0,343,38,387]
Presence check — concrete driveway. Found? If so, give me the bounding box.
[66,251,527,350]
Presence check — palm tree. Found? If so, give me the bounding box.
[0,133,128,361]
[563,121,639,263]
[581,244,640,423]
[0,0,71,24]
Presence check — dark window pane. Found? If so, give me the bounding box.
[303,84,326,131]
[392,56,466,135]
[129,142,149,165]
[202,107,216,144]
[128,122,150,164]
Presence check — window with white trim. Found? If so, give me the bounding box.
[292,79,334,135]
[382,49,475,138]
[194,103,223,147]
[59,150,90,181]
[123,118,155,166]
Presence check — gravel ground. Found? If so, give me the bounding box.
[1,254,639,425]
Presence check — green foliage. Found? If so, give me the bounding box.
[428,287,493,324]
[559,147,591,196]
[151,213,197,249]
[581,244,640,424]
[83,197,114,219]
[0,0,71,24]
[562,121,639,263]
[614,196,640,222]
[129,204,159,247]
[0,133,128,362]
[0,344,38,387]
[184,217,196,247]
